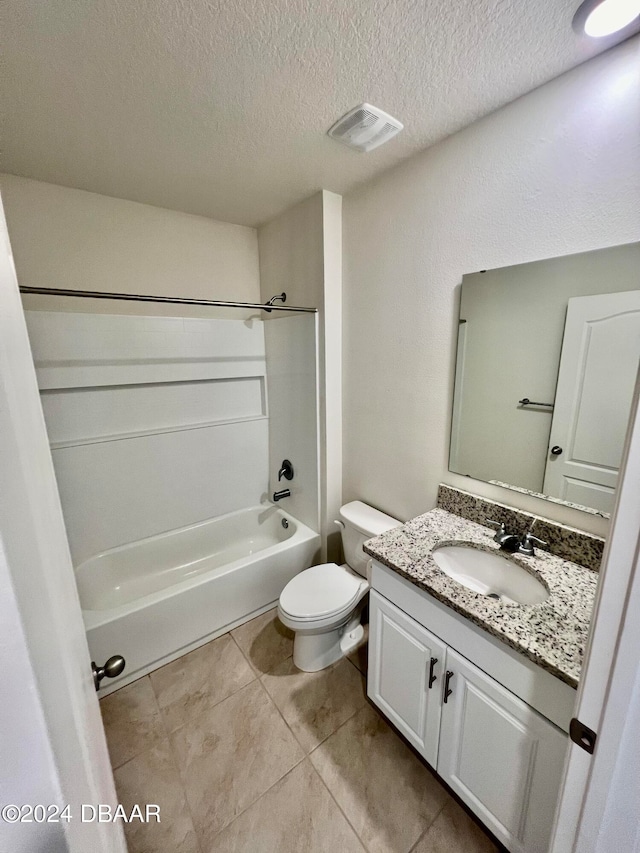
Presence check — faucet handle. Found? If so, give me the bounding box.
[278,459,294,481]
[484,518,507,544]
[519,532,548,556]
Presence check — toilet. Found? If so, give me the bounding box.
[278,501,401,671]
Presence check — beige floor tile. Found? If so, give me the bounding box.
[100,677,165,769]
[231,607,294,674]
[113,740,200,853]
[170,679,304,847]
[310,704,449,853]
[412,799,498,853]
[261,657,367,752]
[149,632,255,732]
[208,759,365,853]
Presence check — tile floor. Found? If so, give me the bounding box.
[100,608,499,853]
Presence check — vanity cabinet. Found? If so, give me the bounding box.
[368,591,446,766]
[369,589,568,853]
[437,647,567,853]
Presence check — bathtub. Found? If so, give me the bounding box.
[77,505,320,694]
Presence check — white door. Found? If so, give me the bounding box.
[0,196,126,852]
[543,290,640,513]
[550,370,640,853]
[368,591,446,767]
[437,649,567,853]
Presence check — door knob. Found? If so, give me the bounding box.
[550,446,563,456]
[92,655,125,691]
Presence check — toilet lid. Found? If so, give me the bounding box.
[280,563,366,619]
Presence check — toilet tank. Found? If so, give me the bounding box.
[338,501,401,577]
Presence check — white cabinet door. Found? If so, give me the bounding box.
[437,649,567,853]
[368,591,446,767]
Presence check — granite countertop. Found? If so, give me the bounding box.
[364,508,598,688]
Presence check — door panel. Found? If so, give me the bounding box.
[438,649,567,853]
[0,195,126,852]
[543,290,640,513]
[368,591,446,767]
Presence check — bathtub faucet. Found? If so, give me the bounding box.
[278,459,294,481]
[273,489,291,502]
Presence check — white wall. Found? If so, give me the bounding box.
[0,175,260,315]
[343,37,640,538]
[264,314,319,534]
[259,190,342,558]
[454,243,640,491]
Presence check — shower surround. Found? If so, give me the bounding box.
[25,308,320,689]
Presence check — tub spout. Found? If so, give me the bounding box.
[273,489,291,502]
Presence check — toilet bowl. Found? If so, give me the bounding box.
[278,501,401,671]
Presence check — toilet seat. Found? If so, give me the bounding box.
[279,563,368,621]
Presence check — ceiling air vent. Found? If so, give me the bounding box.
[328,103,403,152]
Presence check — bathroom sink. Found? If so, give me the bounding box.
[431,545,549,605]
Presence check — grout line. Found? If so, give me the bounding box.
[105,621,297,852]
[144,673,174,741]
[310,702,364,754]
[260,665,366,756]
[254,673,306,747]
[108,734,170,774]
[148,633,258,736]
[165,674,303,852]
[206,758,311,847]
[163,733,205,853]
[305,732,371,851]
[346,653,366,676]
[228,628,264,676]
[102,676,168,771]
[108,730,205,853]
[308,700,370,756]
[108,621,370,849]
[161,671,259,738]
[407,799,449,853]
[308,701,453,853]
[118,673,204,851]
[198,692,307,845]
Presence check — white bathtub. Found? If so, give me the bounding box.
[77,505,320,693]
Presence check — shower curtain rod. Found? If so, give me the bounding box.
[18,286,318,314]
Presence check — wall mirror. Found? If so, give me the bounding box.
[449,242,640,516]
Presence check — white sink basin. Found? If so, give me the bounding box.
[431,545,549,605]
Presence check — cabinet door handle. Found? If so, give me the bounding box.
[443,670,454,703]
[428,657,438,688]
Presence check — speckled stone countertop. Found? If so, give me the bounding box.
[364,508,598,688]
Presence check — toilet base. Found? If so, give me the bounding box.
[292,611,365,672]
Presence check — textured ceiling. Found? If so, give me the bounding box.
[2,0,630,226]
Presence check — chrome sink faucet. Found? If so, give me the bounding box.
[485,519,547,556]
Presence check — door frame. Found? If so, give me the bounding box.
[0,197,126,852]
[550,367,640,852]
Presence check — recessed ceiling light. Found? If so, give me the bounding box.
[573,0,640,37]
